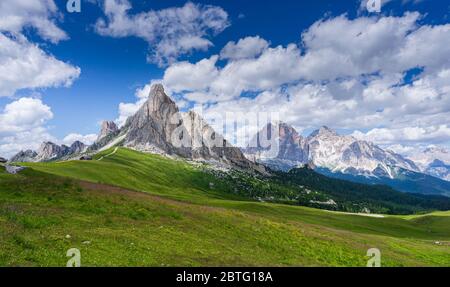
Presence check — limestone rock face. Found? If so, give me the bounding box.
[118,84,266,173]
[122,84,183,154]
[5,165,26,174]
[181,111,265,172]
[35,142,71,162]
[11,141,88,163]
[244,122,308,166]
[98,121,119,141]
[244,122,419,177]
[306,126,419,177]
[70,141,87,154]
[408,147,450,181]
[9,150,38,163]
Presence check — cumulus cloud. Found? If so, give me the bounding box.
[0,97,55,157]
[220,36,269,61]
[0,34,81,97]
[0,97,53,133]
[164,56,219,93]
[95,0,229,66]
[0,0,67,43]
[163,44,303,101]
[163,12,450,101]
[157,12,450,149]
[0,0,80,97]
[0,97,100,157]
[352,126,450,146]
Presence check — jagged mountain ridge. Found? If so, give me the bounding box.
[10,141,87,163]
[244,122,418,177]
[408,147,450,181]
[9,150,38,163]
[243,122,450,196]
[97,121,119,141]
[91,84,267,173]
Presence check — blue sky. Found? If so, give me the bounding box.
[1,0,450,157]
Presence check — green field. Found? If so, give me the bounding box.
[1,148,449,266]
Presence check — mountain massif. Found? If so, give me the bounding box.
[7,84,450,197]
[10,141,87,163]
[10,84,265,173]
[408,147,450,181]
[244,122,450,196]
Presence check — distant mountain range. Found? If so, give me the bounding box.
[408,147,450,182]
[7,84,450,197]
[10,141,87,163]
[243,122,450,196]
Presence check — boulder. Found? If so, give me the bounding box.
[5,165,26,174]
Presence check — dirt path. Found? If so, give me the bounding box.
[98,147,118,161]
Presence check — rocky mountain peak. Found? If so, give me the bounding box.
[70,141,87,154]
[123,84,181,153]
[9,150,38,163]
[244,121,308,165]
[244,122,421,178]
[408,146,450,181]
[116,84,266,173]
[309,126,337,138]
[35,142,69,162]
[150,83,165,95]
[146,83,175,112]
[98,121,118,141]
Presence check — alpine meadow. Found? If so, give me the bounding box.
[1,0,450,271]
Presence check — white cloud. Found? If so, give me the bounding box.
[161,12,450,102]
[0,0,67,43]
[163,56,219,93]
[153,13,449,151]
[62,133,98,145]
[0,97,55,158]
[0,97,53,133]
[163,13,426,101]
[0,97,100,157]
[220,36,269,61]
[352,126,450,146]
[0,0,80,97]
[0,34,81,97]
[163,44,303,101]
[95,0,229,66]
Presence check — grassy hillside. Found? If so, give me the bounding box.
[22,148,450,215]
[1,148,449,266]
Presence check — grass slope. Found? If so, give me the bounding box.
[0,148,449,266]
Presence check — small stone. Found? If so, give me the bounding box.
[65,235,71,239]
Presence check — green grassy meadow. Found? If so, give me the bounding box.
[1,148,449,266]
